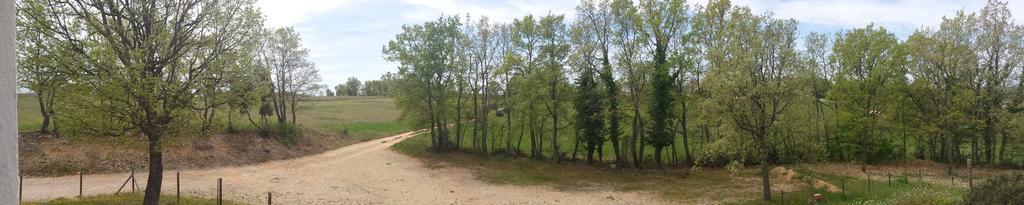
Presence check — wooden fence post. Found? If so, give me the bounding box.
[968,159,973,192]
[268,192,272,205]
[867,174,871,193]
[177,172,180,204]
[78,172,83,198]
[888,172,892,186]
[841,178,846,195]
[217,178,222,205]
[780,190,784,204]
[131,169,137,193]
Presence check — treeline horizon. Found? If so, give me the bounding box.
[383,0,1024,201]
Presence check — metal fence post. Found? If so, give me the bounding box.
[19,175,22,204]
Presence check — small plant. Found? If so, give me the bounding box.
[726,160,744,176]
[962,174,1024,204]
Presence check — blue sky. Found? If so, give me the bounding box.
[256,0,1022,87]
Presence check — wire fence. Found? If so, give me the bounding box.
[19,170,275,205]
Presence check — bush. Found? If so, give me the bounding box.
[962,174,1024,204]
[275,123,302,146]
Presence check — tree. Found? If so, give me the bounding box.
[15,9,66,134]
[570,16,605,164]
[973,0,1023,164]
[829,25,907,171]
[905,11,979,174]
[345,77,362,96]
[262,27,321,126]
[384,15,464,151]
[700,1,802,200]
[637,0,688,169]
[577,0,625,166]
[20,0,265,204]
[803,32,836,159]
[611,0,649,168]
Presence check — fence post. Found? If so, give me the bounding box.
[217,178,222,205]
[131,169,137,193]
[268,192,272,205]
[867,174,871,193]
[19,175,22,204]
[780,190,784,204]
[841,178,846,195]
[177,172,180,204]
[78,172,83,198]
[919,169,923,183]
[888,172,892,186]
[968,159,973,192]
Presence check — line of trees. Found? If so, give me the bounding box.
[16,0,322,204]
[384,0,1024,201]
[332,75,394,96]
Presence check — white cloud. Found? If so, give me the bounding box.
[257,0,363,27]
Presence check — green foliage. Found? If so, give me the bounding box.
[574,67,604,163]
[963,174,1024,204]
[828,24,907,167]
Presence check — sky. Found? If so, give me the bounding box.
[256,0,1024,87]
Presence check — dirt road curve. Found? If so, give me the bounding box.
[23,132,662,204]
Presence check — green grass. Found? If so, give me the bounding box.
[394,132,774,203]
[17,94,407,139]
[17,94,43,132]
[294,96,406,138]
[24,194,243,205]
[734,168,965,205]
[396,132,969,204]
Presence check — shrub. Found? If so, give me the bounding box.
[962,174,1024,204]
[725,160,744,176]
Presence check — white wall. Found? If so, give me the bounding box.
[0,0,18,203]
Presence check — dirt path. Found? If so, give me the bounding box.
[22,132,662,204]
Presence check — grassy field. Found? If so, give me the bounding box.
[17,94,43,132]
[23,194,243,205]
[18,95,409,177]
[16,94,406,139]
[293,96,405,140]
[394,132,970,204]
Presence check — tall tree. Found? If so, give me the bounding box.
[611,0,649,168]
[973,0,1023,164]
[262,27,321,126]
[701,1,802,200]
[21,0,266,204]
[637,0,688,169]
[384,15,464,151]
[577,0,625,166]
[905,11,979,174]
[829,25,906,171]
[345,77,362,96]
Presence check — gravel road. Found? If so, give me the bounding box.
[22,131,662,204]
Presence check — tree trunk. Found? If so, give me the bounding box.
[761,155,771,201]
[142,132,164,205]
[655,146,663,170]
[36,91,50,133]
